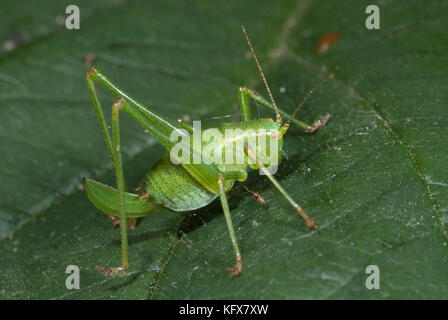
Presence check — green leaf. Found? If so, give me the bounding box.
[1,0,447,299]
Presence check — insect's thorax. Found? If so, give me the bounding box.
[215,118,284,171]
[142,118,283,211]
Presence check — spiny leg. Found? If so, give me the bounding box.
[87,66,177,151]
[86,74,130,275]
[87,66,223,198]
[238,86,330,132]
[217,174,243,276]
[86,65,179,275]
[95,99,129,276]
[244,145,317,230]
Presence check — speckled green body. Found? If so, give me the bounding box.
[82,60,321,275]
[142,152,221,212]
[142,118,283,212]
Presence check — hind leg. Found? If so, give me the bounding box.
[85,77,130,275]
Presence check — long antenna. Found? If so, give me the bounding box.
[282,13,447,131]
[241,25,282,123]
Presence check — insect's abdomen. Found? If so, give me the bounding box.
[142,153,220,211]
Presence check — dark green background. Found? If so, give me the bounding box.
[0,0,447,299]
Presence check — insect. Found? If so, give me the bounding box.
[83,18,435,276]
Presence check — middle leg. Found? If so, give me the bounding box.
[244,145,318,230]
[218,174,243,276]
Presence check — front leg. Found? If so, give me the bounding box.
[238,86,330,132]
[303,113,331,133]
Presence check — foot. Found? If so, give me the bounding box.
[226,256,243,276]
[242,185,265,204]
[105,213,137,229]
[93,265,128,276]
[304,217,318,230]
[294,204,318,230]
[139,192,150,199]
[305,114,331,133]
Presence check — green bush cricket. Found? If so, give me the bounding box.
[83,26,331,276]
[82,20,430,276]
